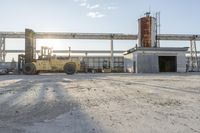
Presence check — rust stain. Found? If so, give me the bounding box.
[140,16,152,47]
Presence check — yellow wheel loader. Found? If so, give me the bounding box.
[23,60,80,75]
[23,46,80,75]
[21,29,80,75]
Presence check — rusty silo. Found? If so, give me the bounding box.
[138,12,157,48]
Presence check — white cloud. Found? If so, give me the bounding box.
[87,12,105,18]
[80,3,100,10]
[87,4,100,10]
[76,0,100,10]
[73,0,118,19]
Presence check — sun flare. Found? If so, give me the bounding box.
[36,39,65,50]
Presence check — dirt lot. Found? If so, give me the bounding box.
[0,73,200,133]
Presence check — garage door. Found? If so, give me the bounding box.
[159,56,177,72]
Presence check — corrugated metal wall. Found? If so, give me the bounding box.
[70,56,124,72]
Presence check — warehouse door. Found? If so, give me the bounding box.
[159,56,177,72]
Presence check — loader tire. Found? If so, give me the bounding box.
[23,63,36,75]
[64,62,76,75]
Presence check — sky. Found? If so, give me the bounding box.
[0,0,200,61]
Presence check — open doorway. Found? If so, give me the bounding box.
[159,56,177,72]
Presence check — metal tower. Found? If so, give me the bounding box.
[0,37,6,62]
[189,35,199,71]
[156,12,161,47]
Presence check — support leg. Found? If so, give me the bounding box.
[0,37,6,62]
[110,39,114,70]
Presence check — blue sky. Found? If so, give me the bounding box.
[0,0,200,60]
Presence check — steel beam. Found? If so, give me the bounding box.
[5,50,125,54]
[157,34,200,41]
[36,32,137,40]
[0,32,137,40]
[0,32,24,38]
[5,50,200,54]
[1,32,200,41]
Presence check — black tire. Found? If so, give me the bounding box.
[23,63,36,75]
[64,62,76,75]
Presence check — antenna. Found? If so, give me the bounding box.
[143,6,151,17]
[145,12,151,17]
[149,6,151,13]
[156,12,161,47]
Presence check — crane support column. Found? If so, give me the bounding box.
[0,37,6,62]
[25,29,36,63]
[110,39,114,70]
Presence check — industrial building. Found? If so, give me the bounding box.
[0,13,200,74]
[124,47,188,73]
[63,56,124,73]
[123,13,198,73]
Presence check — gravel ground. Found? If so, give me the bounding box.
[0,73,200,133]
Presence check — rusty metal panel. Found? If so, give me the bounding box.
[139,17,151,47]
[141,17,151,47]
[138,16,157,47]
